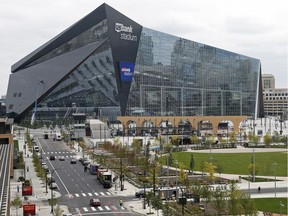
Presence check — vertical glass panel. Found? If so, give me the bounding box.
[128,27,260,117]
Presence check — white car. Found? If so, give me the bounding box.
[50,182,58,189]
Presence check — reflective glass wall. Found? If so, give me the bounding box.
[127,27,260,117]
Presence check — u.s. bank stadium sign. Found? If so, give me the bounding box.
[115,23,137,42]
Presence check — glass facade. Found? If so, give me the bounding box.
[7,4,262,123]
[127,27,260,117]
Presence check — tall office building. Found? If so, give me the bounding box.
[262,74,288,116]
[6,3,264,123]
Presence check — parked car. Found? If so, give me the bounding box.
[135,190,146,198]
[17,176,25,182]
[50,182,58,189]
[90,198,101,207]
[82,160,90,166]
[59,156,65,161]
[49,155,55,160]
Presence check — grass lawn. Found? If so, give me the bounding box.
[161,151,287,176]
[253,198,287,214]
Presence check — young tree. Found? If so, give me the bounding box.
[189,154,195,174]
[263,133,272,146]
[211,186,226,214]
[151,195,163,216]
[227,181,242,215]
[53,204,63,216]
[203,162,217,182]
[201,185,212,209]
[239,193,258,216]
[11,196,22,216]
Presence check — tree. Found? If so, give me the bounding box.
[161,201,173,216]
[131,139,142,155]
[201,185,212,209]
[248,163,259,177]
[151,195,163,216]
[215,162,224,176]
[229,131,237,144]
[189,154,195,174]
[211,186,226,214]
[263,133,272,146]
[227,181,242,215]
[53,204,63,216]
[11,196,22,216]
[203,162,217,182]
[239,193,258,216]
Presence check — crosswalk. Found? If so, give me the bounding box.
[75,205,126,213]
[43,151,73,155]
[72,191,112,198]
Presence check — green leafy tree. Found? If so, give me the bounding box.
[201,185,212,209]
[215,162,224,176]
[11,196,22,216]
[227,181,242,215]
[53,204,63,216]
[211,186,226,214]
[263,133,272,146]
[203,162,217,182]
[229,131,237,144]
[131,139,142,154]
[191,135,201,144]
[239,193,258,216]
[151,195,163,216]
[189,154,195,174]
[248,163,259,177]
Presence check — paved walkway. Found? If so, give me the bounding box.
[9,131,287,215]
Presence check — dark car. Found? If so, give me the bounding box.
[135,190,145,198]
[82,160,90,166]
[49,155,55,160]
[90,198,101,207]
[70,158,77,164]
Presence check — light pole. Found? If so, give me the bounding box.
[273,161,277,197]
[209,142,213,163]
[252,147,255,182]
[280,201,284,216]
[248,175,251,195]
[175,160,178,187]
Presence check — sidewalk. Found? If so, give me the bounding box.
[10,133,70,216]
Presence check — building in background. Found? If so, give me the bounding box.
[262,74,288,117]
[6,3,264,124]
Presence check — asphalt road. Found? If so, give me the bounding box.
[34,133,138,215]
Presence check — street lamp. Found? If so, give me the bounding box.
[209,142,213,163]
[280,201,284,216]
[273,161,277,197]
[175,160,178,187]
[252,147,255,182]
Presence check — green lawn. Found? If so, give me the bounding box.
[253,198,287,214]
[163,151,287,176]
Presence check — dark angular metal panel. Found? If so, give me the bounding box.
[6,40,106,121]
[11,3,108,72]
[105,4,143,115]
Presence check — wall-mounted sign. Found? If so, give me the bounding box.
[115,23,137,42]
[119,62,135,81]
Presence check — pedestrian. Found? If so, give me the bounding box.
[17,185,19,193]
[258,186,261,193]
[84,166,87,173]
[27,166,29,172]
[119,199,123,207]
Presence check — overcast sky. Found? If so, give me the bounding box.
[0,0,287,96]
